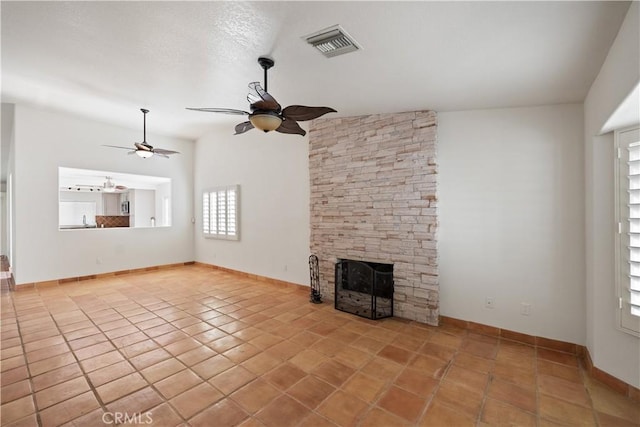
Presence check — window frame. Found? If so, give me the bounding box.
[614,126,640,337]
[202,185,240,241]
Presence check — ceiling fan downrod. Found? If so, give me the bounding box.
[140,108,149,143]
[257,57,274,93]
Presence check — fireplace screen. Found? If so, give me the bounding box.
[335,259,393,320]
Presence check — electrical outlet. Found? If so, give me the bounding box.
[485,297,495,309]
[284,265,288,272]
[521,303,532,316]
[96,257,102,265]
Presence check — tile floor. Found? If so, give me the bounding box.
[1,265,639,426]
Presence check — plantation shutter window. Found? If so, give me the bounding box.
[202,185,239,240]
[615,127,640,336]
[202,192,210,234]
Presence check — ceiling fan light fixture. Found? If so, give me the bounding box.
[249,113,282,132]
[136,150,153,158]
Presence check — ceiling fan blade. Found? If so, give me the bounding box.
[153,148,180,155]
[127,151,136,155]
[103,145,133,150]
[282,106,337,121]
[247,82,281,112]
[234,121,254,135]
[155,153,170,159]
[186,107,249,115]
[276,119,306,136]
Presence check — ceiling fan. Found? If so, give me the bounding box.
[187,57,337,136]
[102,177,127,193]
[103,109,180,158]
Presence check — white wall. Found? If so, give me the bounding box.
[12,104,195,284]
[438,104,585,345]
[131,189,155,227]
[584,2,640,388]
[194,127,310,286]
[59,191,103,225]
[0,193,5,256]
[1,104,15,257]
[156,182,171,226]
[4,104,17,269]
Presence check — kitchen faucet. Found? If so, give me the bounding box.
[82,215,87,226]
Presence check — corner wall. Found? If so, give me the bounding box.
[438,104,585,345]
[194,126,311,286]
[11,104,195,284]
[584,1,640,388]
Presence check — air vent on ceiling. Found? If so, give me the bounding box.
[304,25,360,58]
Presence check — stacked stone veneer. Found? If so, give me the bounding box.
[309,110,439,325]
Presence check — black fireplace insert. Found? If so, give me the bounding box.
[335,259,393,320]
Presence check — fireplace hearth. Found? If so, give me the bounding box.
[335,259,393,320]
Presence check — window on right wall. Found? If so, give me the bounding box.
[615,126,640,336]
[203,185,239,240]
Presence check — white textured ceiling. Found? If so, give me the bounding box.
[1,1,631,140]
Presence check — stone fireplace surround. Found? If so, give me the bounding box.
[309,110,439,325]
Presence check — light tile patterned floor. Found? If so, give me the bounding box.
[1,265,639,426]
